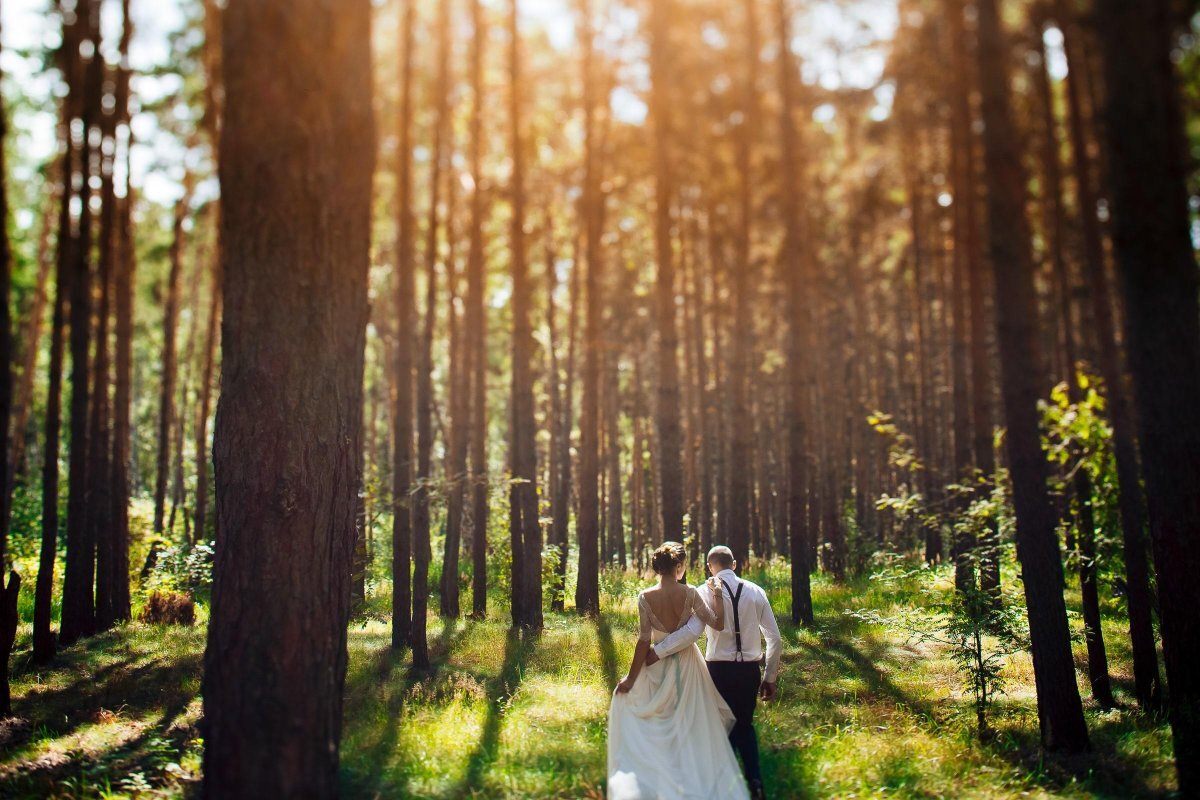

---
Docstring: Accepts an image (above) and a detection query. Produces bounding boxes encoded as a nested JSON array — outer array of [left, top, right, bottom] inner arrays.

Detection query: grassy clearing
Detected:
[[0, 562, 1176, 799]]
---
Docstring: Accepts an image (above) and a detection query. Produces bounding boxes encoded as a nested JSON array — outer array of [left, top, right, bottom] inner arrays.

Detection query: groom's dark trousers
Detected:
[[707, 660, 763, 785]]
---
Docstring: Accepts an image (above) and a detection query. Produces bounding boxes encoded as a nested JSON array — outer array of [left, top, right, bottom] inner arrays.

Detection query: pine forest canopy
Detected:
[[0, 0, 1198, 797]]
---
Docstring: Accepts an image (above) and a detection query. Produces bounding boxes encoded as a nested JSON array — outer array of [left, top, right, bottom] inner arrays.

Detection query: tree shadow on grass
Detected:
[[454, 626, 537, 799], [5, 650, 203, 755], [595, 614, 619, 690], [342, 617, 472, 798], [983, 711, 1173, 799], [0, 685, 199, 797]]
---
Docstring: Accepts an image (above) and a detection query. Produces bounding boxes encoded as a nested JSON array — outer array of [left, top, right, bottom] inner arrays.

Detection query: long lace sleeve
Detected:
[[689, 585, 724, 631], [636, 593, 653, 643]]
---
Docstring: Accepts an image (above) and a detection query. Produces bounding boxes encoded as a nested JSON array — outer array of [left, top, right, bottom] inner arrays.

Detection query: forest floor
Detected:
[[0, 562, 1177, 799]]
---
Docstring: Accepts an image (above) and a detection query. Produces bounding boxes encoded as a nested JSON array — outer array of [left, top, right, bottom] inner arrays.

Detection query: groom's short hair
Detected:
[[707, 546, 735, 569]]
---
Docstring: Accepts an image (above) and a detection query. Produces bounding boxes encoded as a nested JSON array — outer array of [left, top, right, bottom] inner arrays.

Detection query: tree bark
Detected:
[[1056, 0, 1160, 711], [975, 0, 1089, 752], [33, 74, 75, 665], [200, 0, 375, 793], [60, 0, 101, 646], [648, 0, 684, 544], [466, 0, 489, 620], [1033, 34, 1114, 708], [775, 0, 814, 626], [574, 0, 601, 616], [392, 0, 416, 650], [1094, 0, 1200, 789], [508, 0, 542, 629]]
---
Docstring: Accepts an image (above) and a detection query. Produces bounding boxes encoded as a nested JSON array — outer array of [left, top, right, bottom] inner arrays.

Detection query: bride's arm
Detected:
[[616, 595, 654, 693]]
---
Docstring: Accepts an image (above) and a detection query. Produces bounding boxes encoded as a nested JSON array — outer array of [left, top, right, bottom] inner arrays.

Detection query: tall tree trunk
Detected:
[[1056, 0, 1160, 710], [106, 0, 135, 624], [775, 0, 814, 626], [1095, 0, 1200, 789], [466, 0, 489, 620], [413, 0, 452, 667], [154, 183, 191, 538], [1034, 36, 1114, 708], [648, 0, 684, 544], [975, 0, 1089, 752], [945, 0, 974, 592], [545, 225, 568, 611], [33, 75, 75, 665], [392, 0, 416, 650], [728, 0, 760, 569], [194, 256, 222, 543], [91, 67, 117, 631], [0, 0, 20, 713], [60, 0, 101, 646], [947, 0, 1000, 599], [7, 200, 52, 494], [574, 0, 601, 616], [440, 208, 469, 619], [508, 0, 542, 629], [200, 0, 375, 792]]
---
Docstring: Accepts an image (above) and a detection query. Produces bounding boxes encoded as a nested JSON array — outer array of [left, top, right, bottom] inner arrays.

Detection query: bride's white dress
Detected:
[[607, 585, 751, 800]]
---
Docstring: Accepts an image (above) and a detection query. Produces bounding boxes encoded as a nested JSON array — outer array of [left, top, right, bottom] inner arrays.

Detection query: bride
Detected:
[[607, 542, 751, 800]]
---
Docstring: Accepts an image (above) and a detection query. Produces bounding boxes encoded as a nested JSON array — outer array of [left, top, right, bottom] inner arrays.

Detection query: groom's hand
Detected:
[[644, 649, 660, 667], [759, 681, 778, 702]]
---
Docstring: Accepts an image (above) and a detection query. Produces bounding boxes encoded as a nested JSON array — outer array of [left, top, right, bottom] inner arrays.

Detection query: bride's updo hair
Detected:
[[650, 541, 687, 576]]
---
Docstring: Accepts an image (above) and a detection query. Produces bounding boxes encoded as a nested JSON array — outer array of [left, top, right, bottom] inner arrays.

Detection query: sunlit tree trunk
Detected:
[[508, 0, 542, 629], [574, 0, 602, 616], [776, 0, 814, 625], [413, 0, 453, 666], [200, 0, 375, 792], [7, 201, 51, 496], [466, 0, 489, 620]]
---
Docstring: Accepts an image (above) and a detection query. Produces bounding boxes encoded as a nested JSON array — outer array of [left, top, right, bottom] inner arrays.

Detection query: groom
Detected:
[[645, 545, 782, 800]]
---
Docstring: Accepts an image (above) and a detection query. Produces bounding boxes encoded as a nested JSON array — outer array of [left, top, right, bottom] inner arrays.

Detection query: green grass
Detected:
[[0, 562, 1177, 799]]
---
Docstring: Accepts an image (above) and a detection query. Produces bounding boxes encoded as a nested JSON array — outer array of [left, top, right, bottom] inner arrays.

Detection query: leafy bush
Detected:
[[146, 540, 215, 597]]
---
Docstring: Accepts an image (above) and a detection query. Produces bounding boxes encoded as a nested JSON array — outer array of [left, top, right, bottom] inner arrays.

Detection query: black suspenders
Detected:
[[720, 578, 745, 662]]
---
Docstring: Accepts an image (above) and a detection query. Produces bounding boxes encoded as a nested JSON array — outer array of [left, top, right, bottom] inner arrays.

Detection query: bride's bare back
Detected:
[[642, 583, 689, 631]]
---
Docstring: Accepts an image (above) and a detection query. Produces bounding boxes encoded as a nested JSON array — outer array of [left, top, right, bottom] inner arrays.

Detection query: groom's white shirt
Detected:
[[652, 568, 782, 683]]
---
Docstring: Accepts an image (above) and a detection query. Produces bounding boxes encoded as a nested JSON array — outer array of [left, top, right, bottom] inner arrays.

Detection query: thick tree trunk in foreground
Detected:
[[1095, 0, 1200, 790], [975, 0, 1089, 752], [200, 0, 375, 794]]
